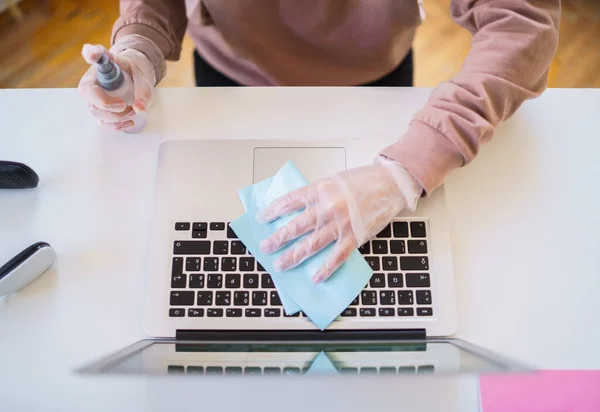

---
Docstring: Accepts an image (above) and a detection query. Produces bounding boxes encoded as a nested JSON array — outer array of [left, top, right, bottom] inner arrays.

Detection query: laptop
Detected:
[[79, 139, 526, 380]]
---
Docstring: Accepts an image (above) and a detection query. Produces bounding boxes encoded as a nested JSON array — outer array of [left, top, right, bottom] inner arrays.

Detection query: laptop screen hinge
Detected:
[[175, 329, 426, 341]]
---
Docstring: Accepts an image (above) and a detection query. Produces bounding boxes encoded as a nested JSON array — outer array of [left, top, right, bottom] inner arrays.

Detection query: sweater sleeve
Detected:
[[381, 0, 560, 194]]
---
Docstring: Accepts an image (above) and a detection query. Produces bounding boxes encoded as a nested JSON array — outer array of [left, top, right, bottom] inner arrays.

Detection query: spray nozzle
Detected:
[[95, 52, 124, 91]]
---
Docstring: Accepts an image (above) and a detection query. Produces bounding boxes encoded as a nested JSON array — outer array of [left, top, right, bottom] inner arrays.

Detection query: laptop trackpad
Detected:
[[253, 147, 347, 183]]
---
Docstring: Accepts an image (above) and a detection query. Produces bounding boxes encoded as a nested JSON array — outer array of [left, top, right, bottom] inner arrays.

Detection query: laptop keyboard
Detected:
[[169, 220, 433, 320], [167, 364, 435, 375]]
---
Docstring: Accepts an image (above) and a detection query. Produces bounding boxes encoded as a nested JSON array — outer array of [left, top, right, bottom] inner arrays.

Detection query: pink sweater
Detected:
[[112, 0, 560, 194]]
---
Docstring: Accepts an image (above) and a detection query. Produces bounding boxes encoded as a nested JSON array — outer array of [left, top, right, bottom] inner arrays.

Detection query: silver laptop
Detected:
[[79, 140, 527, 382], [143, 139, 457, 338]]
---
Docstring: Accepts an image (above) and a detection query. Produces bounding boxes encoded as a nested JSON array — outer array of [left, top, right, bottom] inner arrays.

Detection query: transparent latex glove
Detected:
[[258, 156, 423, 283], [78, 35, 159, 132]]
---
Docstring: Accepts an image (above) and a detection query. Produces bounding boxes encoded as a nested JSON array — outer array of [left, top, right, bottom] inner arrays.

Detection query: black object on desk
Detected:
[[0, 161, 39, 189]]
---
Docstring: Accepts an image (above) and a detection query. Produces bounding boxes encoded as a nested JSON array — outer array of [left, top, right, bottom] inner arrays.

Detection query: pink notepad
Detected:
[[480, 370, 600, 412]]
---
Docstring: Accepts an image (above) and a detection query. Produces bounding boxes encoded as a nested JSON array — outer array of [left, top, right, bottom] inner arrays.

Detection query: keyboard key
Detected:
[[270, 291, 282, 306], [234, 291, 249, 306], [398, 366, 416, 373], [416, 290, 432, 305], [410, 221, 427, 238], [380, 367, 397, 374], [197, 291, 213, 306], [358, 242, 371, 255], [244, 273, 259, 288], [213, 241, 228, 255], [341, 308, 357, 317], [225, 273, 241, 288], [265, 308, 281, 317], [239, 257, 255, 272], [340, 367, 359, 374], [408, 240, 428, 254], [360, 308, 376, 317], [189, 274, 205, 288], [382, 256, 398, 271], [372, 240, 388, 254], [257, 261, 265, 271], [187, 366, 204, 374], [204, 366, 222, 376], [417, 307, 433, 316], [225, 367, 242, 375], [245, 308, 261, 317], [210, 222, 225, 231], [387, 273, 403, 287], [216, 291, 231, 306], [398, 307, 414, 316], [252, 291, 268, 306], [227, 223, 238, 239], [193, 222, 208, 231], [171, 274, 186, 288], [390, 240, 406, 254], [418, 365, 435, 373], [174, 241, 210, 255], [349, 297, 359, 306], [380, 290, 396, 305], [406, 273, 431, 287], [264, 367, 281, 375], [400, 256, 429, 271], [175, 222, 190, 231], [393, 221, 409, 238], [231, 241, 246, 255], [261, 273, 275, 288], [169, 308, 185, 317], [398, 291, 414, 305], [376, 224, 392, 238], [361, 291, 377, 305], [207, 309, 223, 317], [283, 367, 301, 375], [244, 367, 262, 375], [365, 256, 380, 271], [172, 257, 184, 276], [361, 367, 378, 374], [369, 273, 386, 288], [379, 307, 395, 317], [226, 308, 242, 317], [284, 310, 300, 317], [185, 257, 202, 272], [203, 257, 218, 271], [207, 273, 223, 288], [192, 230, 207, 238], [188, 308, 204, 317], [168, 365, 185, 374], [221, 257, 237, 272], [170, 291, 194, 306]]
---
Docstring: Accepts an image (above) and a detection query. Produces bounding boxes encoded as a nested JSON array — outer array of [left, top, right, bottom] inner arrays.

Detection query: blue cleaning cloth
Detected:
[[230, 161, 373, 330], [306, 352, 338, 375]]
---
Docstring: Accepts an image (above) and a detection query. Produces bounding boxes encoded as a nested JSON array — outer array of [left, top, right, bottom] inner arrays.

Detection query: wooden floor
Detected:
[[1, 0, 599, 89]]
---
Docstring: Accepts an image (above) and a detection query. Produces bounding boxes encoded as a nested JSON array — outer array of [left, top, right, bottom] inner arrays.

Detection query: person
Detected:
[[78, 1, 560, 283]]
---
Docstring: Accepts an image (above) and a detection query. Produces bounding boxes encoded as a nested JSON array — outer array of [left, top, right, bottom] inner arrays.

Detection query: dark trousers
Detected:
[[193, 49, 414, 87]]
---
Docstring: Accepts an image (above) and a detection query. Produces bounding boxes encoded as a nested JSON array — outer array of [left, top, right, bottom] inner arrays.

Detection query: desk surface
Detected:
[[1, 87, 599, 409]]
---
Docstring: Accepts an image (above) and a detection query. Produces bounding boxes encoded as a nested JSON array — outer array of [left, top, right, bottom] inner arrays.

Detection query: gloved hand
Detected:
[[78, 35, 163, 132], [258, 156, 423, 283]]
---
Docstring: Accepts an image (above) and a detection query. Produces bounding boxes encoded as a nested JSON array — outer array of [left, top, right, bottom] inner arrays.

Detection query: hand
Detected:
[[78, 35, 157, 132], [257, 156, 423, 283]]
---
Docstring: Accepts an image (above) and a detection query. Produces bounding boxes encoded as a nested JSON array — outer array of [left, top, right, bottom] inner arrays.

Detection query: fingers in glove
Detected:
[[89, 104, 136, 122], [256, 186, 313, 224], [273, 222, 338, 272], [99, 119, 134, 132], [312, 235, 357, 284], [260, 208, 321, 254], [78, 78, 126, 112]]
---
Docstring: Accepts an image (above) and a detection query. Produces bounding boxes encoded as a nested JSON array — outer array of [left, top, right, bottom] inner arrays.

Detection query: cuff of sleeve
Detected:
[[380, 120, 464, 196]]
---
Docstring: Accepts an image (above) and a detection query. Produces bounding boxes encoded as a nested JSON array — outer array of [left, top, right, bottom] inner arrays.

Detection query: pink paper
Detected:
[[480, 370, 600, 412]]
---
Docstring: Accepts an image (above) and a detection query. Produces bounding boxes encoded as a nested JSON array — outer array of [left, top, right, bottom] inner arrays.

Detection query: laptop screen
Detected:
[[89, 340, 520, 376]]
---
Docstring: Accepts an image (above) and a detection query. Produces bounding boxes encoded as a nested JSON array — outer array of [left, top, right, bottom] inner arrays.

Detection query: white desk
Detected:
[[1, 88, 599, 410]]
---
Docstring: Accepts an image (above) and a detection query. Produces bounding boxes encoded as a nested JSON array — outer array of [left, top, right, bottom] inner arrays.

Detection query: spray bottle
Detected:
[[95, 53, 147, 134]]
